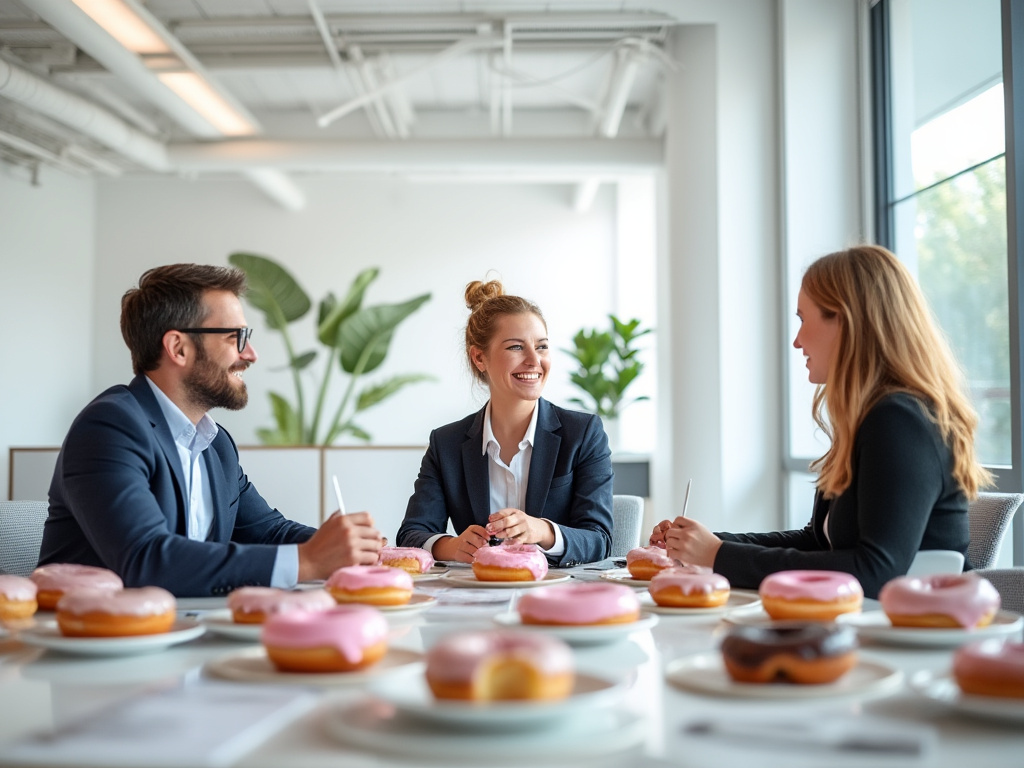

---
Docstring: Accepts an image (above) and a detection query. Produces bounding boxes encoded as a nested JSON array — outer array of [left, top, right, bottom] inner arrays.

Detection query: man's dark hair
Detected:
[[121, 264, 247, 375]]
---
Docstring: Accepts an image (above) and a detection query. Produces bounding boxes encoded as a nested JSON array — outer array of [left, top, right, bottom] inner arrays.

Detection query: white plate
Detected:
[[640, 590, 763, 616], [376, 593, 438, 614], [368, 670, 623, 728], [411, 566, 449, 581], [910, 670, 1024, 724], [665, 651, 903, 700], [200, 610, 262, 642], [203, 646, 424, 686], [492, 612, 659, 645], [600, 569, 652, 587], [324, 698, 645, 760], [837, 610, 1024, 648], [16, 618, 205, 657], [442, 572, 571, 589]]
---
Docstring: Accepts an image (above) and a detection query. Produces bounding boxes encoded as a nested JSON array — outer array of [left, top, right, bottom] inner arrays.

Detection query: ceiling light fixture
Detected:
[[157, 73, 256, 137], [70, 0, 170, 55]]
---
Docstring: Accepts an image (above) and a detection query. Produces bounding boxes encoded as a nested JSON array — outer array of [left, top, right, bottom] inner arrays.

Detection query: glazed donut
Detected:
[[648, 566, 731, 608], [378, 546, 435, 575], [472, 542, 548, 582], [326, 565, 414, 607], [625, 546, 677, 580], [953, 639, 1024, 699], [227, 586, 335, 624], [879, 573, 1001, 629], [55, 587, 176, 637], [261, 605, 388, 673], [426, 629, 574, 701], [759, 570, 863, 621], [30, 564, 123, 611], [0, 575, 38, 622], [720, 621, 859, 684], [517, 582, 640, 625]]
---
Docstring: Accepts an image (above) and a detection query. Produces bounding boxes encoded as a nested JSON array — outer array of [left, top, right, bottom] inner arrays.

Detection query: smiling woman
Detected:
[[396, 280, 614, 567]]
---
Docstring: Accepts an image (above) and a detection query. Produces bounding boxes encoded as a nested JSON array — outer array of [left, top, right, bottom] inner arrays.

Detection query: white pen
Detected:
[[681, 478, 692, 518], [331, 474, 347, 515]]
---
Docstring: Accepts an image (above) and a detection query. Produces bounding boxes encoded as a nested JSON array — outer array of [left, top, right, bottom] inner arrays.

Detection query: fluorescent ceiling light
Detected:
[[158, 73, 257, 137], [71, 0, 170, 55]]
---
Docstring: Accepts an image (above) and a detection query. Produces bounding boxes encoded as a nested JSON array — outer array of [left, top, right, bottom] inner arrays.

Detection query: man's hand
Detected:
[[432, 525, 489, 563], [297, 511, 383, 581]]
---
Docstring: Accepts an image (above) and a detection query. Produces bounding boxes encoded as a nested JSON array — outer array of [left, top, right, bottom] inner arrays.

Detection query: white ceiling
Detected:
[[0, 0, 679, 194]]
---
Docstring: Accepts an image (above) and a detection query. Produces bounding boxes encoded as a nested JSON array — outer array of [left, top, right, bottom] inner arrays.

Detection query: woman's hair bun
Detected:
[[465, 279, 505, 312]]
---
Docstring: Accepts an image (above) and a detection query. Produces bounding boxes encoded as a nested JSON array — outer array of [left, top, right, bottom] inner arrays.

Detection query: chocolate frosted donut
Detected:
[[720, 621, 859, 684]]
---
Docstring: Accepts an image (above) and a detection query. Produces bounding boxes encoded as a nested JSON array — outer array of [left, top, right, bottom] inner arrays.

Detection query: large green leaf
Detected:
[[229, 253, 311, 329], [267, 391, 303, 443], [318, 268, 379, 346], [338, 293, 431, 374], [355, 374, 435, 412]]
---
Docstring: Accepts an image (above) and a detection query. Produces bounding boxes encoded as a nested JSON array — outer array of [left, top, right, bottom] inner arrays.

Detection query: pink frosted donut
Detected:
[[326, 565, 414, 606], [56, 587, 176, 637], [518, 582, 640, 625], [426, 629, 573, 701], [879, 573, 1001, 629], [31, 564, 123, 610], [261, 605, 388, 672], [0, 575, 38, 621], [626, 546, 678, 579], [648, 567, 731, 608], [954, 639, 1024, 698], [227, 587, 336, 624], [378, 547, 435, 574], [472, 542, 549, 582], [759, 570, 863, 621]]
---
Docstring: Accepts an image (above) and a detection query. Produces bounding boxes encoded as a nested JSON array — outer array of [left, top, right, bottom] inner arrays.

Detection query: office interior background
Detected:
[[2, 0, 1021, 566]]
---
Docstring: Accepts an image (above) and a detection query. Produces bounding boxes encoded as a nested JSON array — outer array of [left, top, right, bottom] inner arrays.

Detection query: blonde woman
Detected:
[[396, 280, 613, 566], [650, 245, 991, 598]]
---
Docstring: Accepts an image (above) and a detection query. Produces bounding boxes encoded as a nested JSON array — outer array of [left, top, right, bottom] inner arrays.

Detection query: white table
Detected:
[[1, 568, 1022, 768]]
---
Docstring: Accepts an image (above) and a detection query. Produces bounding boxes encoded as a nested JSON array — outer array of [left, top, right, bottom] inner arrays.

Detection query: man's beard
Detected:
[[184, 343, 248, 412]]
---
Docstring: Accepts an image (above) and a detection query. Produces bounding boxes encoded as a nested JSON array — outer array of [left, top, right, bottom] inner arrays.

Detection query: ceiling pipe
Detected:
[[242, 168, 306, 211], [0, 57, 169, 170]]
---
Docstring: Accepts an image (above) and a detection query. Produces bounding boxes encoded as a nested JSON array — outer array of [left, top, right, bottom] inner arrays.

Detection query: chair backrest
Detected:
[[968, 492, 1024, 569], [906, 549, 965, 577], [611, 494, 644, 558], [0, 500, 48, 577], [975, 568, 1024, 615]]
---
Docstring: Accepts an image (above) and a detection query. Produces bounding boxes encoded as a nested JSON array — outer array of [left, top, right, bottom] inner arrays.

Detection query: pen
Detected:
[[681, 478, 692, 518], [331, 474, 347, 515]]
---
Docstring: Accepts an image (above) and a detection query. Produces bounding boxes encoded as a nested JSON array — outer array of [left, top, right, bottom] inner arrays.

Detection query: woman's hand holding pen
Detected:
[[661, 516, 722, 568], [487, 508, 555, 549]]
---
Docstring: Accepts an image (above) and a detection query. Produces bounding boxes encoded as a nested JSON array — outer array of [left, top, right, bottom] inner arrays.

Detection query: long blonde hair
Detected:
[[803, 245, 991, 499]]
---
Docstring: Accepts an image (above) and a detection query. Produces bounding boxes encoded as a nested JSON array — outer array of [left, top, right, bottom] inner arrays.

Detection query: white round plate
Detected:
[[493, 612, 659, 645], [599, 569, 651, 587], [324, 698, 645, 760], [837, 610, 1024, 648], [411, 566, 449, 581], [910, 670, 1024, 724], [376, 593, 438, 613], [200, 610, 261, 642], [640, 590, 763, 617], [368, 670, 623, 728], [16, 618, 205, 657], [665, 651, 903, 700], [203, 646, 423, 686], [442, 572, 571, 589]]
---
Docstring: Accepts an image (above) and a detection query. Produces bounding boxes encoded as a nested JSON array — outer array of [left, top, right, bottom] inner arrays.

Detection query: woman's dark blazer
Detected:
[[396, 398, 613, 566]]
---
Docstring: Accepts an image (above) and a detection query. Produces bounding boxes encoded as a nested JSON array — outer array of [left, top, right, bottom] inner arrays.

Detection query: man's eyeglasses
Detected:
[[177, 327, 253, 353]]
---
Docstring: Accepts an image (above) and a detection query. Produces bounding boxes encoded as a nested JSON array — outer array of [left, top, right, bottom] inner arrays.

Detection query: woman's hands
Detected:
[[487, 508, 555, 549], [649, 517, 723, 568], [431, 525, 489, 563]]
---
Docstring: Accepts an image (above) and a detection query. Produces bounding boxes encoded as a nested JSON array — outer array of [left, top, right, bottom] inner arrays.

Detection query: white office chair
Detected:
[[975, 568, 1024, 615], [968, 492, 1024, 569], [0, 500, 48, 577], [611, 494, 644, 558], [906, 549, 965, 577]]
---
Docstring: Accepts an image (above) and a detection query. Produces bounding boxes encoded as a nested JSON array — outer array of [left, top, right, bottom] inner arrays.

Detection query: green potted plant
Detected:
[[563, 315, 652, 431], [228, 252, 433, 445]]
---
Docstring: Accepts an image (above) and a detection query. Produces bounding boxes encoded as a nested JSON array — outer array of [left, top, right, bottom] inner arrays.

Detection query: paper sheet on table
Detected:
[[0, 682, 316, 767], [414, 586, 514, 616]]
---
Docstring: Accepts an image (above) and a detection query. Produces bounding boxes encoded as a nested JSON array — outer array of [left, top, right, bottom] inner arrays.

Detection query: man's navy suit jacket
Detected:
[[396, 399, 613, 566], [39, 375, 315, 596]]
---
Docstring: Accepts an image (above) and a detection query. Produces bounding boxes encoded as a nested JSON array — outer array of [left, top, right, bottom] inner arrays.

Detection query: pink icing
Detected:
[[473, 542, 548, 580], [426, 630, 572, 682], [227, 587, 335, 616], [518, 582, 639, 624], [759, 570, 863, 602], [626, 546, 676, 568], [56, 587, 175, 616], [261, 605, 388, 663], [879, 573, 1001, 628], [326, 565, 414, 591], [379, 547, 435, 572], [0, 575, 38, 601], [30, 564, 123, 593], [649, 567, 730, 596], [954, 639, 1024, 686]]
